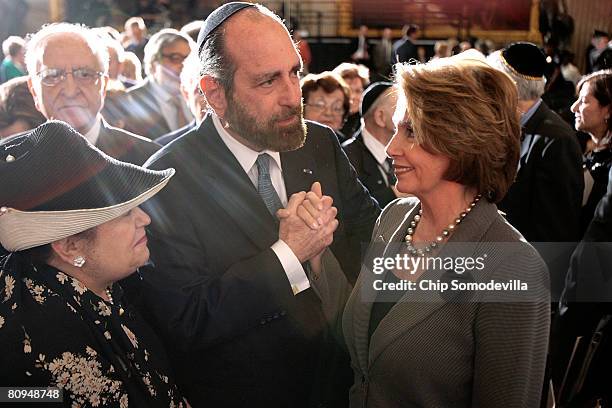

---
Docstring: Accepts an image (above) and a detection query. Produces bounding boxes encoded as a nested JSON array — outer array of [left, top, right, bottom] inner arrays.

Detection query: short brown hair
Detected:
[[0, 76, 46, 137], [576, 69, 612, 132], [301, 72, 351, 122], [395, 53, 520, 202]]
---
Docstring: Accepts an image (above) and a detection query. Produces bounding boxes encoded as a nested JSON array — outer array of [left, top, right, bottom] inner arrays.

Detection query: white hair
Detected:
[[25, 23, 109, 76], [2, 36, 25, 57], [180, 52, 200, 91], [487, 50, 546, 101]]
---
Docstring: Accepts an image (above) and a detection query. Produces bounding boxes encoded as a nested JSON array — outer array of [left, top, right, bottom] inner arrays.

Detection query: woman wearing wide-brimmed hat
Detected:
[[0, 121, 185, 407]]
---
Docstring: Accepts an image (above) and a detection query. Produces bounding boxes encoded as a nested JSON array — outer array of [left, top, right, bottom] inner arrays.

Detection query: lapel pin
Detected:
[[5, 155, 15, 162], [302, 168, 313, 175]]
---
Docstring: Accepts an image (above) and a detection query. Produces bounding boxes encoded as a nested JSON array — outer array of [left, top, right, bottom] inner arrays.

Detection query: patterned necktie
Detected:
[[172, 96, 188, 129], [256, 154, 284, 216]]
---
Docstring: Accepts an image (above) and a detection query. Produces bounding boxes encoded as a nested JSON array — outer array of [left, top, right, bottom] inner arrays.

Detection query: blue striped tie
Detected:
[[256, 154, 284, 216]]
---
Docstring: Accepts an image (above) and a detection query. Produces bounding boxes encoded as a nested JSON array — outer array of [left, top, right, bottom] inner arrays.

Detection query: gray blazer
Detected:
[[342, 197, 551, 407]]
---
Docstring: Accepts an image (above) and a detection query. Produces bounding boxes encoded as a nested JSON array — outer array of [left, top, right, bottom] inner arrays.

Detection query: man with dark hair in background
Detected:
[[393, 24, 419, 63]]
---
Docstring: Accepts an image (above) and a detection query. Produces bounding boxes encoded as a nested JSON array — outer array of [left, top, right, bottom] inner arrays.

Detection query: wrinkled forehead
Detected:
[[35, 33, 103, 70]]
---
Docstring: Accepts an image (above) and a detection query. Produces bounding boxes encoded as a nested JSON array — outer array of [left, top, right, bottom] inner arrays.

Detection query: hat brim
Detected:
[[0, 168, 175, 252]]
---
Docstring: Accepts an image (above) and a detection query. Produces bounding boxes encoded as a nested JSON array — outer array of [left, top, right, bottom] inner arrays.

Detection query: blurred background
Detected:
[[1, 0, 610, 73]]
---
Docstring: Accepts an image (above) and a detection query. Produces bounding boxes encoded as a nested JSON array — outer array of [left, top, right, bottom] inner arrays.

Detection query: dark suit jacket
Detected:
[[342, 131, 396, 208], [96, 119, 159, 165], [350, 36, 373, 67], [155, 120, 197, 146], [138, 116, 379, 407], [393, 38, 418, 63], [553, 166, 612, 401], [499, 102, 583, 243], [4, 119, 159, 166], [114, 78, 172, 139], [343, 198, 550, 407], [498, 102, 582, 297]]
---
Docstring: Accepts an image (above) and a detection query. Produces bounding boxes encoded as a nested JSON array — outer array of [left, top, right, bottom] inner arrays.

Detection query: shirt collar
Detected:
[[83, 116, 102, 146], [148, 77, 173, 102], [361, 126, 389, 165], [520, 98, 543, 127], [212, 114, 283, 174]]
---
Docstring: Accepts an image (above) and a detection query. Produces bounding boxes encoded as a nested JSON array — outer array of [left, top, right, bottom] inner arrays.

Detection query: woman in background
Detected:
[[301, 71, 351, 142], [570, 69, 612, 233], [0, 76, 46, 139]]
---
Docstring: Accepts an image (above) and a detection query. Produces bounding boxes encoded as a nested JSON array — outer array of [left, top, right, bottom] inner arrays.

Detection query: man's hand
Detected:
[[285, 182, 334, 230], [278, 189, 338, 263]]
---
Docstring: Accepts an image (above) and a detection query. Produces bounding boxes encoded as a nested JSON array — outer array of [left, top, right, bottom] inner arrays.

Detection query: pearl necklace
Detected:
[[105, 288, 114, 305], [404, 195, 481, 256]]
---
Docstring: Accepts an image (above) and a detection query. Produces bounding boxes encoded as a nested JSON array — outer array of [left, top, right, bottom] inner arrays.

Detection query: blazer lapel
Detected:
[[350, 204, 417, 373], [367, 200, 500, 368], [197, 117, 279, 248], [96, 119, 133, 159], [281, 144, 317, 196]]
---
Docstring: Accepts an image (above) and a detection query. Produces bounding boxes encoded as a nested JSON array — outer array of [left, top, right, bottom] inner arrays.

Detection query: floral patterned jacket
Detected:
[[0, 255, 185, 407]]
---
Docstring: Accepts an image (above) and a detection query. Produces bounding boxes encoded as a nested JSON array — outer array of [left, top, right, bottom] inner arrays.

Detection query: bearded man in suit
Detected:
[[137, 3, 380, 407]]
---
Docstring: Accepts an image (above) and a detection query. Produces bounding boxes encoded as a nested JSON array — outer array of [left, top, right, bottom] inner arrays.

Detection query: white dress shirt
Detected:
[[83, 116, 103, 146], [149, 79, 193, 131], [362, 126, 391, 186], [213, 115, 310, 295]]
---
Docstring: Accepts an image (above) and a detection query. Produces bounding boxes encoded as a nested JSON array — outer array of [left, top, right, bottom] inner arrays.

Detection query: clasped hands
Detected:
[[277, 182, 338, 272]]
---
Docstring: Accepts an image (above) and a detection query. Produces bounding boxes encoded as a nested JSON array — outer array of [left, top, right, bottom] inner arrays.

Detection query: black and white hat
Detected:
[[0, 121, 174, 251]]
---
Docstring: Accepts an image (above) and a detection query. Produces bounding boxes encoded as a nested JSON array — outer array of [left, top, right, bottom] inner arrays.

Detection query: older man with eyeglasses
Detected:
[[116, 28, 195, 139], [23, 22, 159, 165]]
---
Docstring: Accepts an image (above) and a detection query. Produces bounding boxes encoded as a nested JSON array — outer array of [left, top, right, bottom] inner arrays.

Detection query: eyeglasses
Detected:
[[306, 101, 345, 116], [36, 68, 103, 87], [160, 53, 189, 64]]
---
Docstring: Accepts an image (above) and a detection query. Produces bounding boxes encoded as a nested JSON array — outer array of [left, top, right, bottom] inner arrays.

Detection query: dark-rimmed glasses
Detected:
[[160, 53, 189, 64]]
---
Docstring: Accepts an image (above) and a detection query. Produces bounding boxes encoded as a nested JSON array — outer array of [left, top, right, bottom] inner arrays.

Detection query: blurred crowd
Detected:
[[0, 3, 611, 407]]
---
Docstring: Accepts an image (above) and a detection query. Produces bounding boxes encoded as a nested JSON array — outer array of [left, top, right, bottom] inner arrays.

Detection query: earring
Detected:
[[73, 256, 86, 268]]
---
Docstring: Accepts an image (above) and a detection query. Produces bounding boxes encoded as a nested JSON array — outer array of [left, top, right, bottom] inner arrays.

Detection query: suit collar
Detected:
[[520, 98, 543, 128], [523, 100, 550, 135], [212, 114, 283, 178], [280, 121, 319, 196], [361, 127, 388, 166], [95, 118, 130, 159], [193, 116, 280, 247], [348, 132, 383, 178], [353, 199, 500, 370], [83, 116, 102, 146]]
